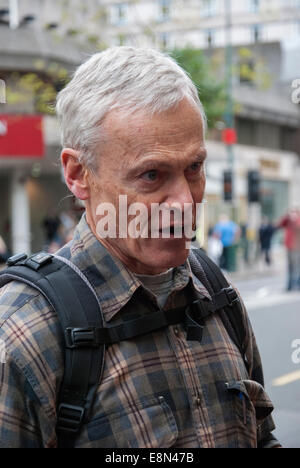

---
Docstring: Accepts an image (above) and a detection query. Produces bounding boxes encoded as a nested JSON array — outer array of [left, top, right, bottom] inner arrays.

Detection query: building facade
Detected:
[[0, 0, 299, 49], [0, 0, 300, 254]]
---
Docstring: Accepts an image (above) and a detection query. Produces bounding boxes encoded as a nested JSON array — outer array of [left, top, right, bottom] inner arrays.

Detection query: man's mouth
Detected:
[[158, 225, 183, 237]]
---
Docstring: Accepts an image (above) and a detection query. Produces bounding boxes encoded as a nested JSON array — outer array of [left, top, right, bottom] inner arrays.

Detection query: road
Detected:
[[230, 270, 300, 448]]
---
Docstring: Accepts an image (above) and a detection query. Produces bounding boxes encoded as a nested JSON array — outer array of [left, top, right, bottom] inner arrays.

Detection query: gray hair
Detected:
[[56, 46, 206, 169]]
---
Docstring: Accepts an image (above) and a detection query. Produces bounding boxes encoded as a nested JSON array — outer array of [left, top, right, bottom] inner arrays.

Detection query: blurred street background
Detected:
[[0, 0, 299, 447]]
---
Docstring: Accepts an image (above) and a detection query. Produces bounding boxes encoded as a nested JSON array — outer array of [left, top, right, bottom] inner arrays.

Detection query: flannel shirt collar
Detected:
[[69, 214, 210, 322]]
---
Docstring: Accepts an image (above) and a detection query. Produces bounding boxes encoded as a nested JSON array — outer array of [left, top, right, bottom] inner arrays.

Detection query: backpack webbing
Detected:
[[191, 249, 247, 364]]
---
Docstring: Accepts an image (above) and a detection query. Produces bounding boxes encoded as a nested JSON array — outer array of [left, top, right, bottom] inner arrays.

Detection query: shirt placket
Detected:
[[167, 324, 215, 448]]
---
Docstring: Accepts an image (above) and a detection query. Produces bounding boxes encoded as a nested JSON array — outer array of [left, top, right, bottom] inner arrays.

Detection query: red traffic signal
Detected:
[[222, 128, 237, 146]]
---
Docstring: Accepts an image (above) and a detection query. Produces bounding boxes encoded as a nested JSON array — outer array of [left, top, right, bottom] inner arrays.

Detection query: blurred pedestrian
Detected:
[[207, 226, 223, 264], [42, 211, 61, 245], [278, 207, 300, 291], [0, 235, 8, 265], [240, 223, 250, 265], [259, 217, 276, 265], [213, 214, 240, 271]]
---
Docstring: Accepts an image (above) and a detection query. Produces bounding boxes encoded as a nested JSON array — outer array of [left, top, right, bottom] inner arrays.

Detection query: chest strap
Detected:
[[64, 285, 239, 348]]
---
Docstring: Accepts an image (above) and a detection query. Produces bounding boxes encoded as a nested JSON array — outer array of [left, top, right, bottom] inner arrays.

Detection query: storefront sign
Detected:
[[0, 114, 44, 157], [259, 158, 279, 172]]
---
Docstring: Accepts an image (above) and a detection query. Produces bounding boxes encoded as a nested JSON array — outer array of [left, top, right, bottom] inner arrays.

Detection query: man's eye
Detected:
[[141, 170, 158, 181], [187, 162, 202, 173]]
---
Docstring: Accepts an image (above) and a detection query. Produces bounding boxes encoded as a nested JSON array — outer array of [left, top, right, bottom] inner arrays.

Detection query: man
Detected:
[[0, 47, 280, 448], [213, 214, 240, 272], [278, 208, 300, 291], [259, 217, 276, 266]]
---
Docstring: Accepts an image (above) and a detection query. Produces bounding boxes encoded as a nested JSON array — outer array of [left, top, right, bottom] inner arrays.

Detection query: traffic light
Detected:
[[223, 170, 233, 202], [222, 128, 237, 146], [248, 170, 261, 203]]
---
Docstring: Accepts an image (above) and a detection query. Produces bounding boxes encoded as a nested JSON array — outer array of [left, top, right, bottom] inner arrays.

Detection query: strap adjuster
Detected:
[[57, 403, 85, 434], [223, 287, 239, 307], [65, 327, 100, 349], [189, 298, 214, 321], [25, 252, 53, 271], [7, 253, 28, 266]]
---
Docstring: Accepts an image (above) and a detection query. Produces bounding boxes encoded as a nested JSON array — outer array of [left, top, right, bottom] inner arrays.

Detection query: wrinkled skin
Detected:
[[62, 98, 207, 274]]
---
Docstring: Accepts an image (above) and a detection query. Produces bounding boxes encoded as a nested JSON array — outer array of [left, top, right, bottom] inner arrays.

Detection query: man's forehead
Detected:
[[102, 102, 205, 150]]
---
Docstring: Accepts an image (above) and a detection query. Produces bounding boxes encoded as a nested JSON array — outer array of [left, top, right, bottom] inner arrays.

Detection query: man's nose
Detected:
[[166, 176, 194, 207]]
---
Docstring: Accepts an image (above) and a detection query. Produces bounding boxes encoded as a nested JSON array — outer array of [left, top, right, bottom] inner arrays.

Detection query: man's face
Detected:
[[86, 98, 207, 274]]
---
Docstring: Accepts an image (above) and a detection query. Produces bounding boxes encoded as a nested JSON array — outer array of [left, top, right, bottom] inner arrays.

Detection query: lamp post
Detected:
[[224, 0, 235, 196], [223, 0, 238, 224]]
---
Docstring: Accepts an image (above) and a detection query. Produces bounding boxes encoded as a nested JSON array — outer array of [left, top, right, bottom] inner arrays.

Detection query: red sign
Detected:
[[222, 128, 237, 146], [0, 114, 44, 157]]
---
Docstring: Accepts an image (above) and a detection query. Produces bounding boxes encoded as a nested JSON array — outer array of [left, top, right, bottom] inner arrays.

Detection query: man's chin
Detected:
[[144, 243, 190, 272]]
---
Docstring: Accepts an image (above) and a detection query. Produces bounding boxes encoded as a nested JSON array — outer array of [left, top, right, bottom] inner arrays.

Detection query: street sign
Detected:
[[0, 114, 44, 157]]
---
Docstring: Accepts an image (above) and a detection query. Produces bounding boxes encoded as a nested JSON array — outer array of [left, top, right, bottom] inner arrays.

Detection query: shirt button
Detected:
[[196, 396, 201, 406], [174, 327, 179, 336]]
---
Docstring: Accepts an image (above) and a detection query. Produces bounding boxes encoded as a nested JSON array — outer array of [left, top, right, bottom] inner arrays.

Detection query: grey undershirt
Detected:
[[135, 268, 175, 308]]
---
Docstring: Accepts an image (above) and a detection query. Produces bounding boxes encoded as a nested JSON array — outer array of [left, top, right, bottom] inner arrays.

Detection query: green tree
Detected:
[[170, 48, 227, 129], [4, 62, 69, 115]]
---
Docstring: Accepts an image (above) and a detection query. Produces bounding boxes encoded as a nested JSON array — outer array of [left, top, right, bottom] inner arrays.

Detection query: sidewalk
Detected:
[[226, 245, 286, 282]]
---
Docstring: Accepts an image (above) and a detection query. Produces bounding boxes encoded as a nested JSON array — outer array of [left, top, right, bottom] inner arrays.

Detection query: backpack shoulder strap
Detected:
[[0, 252, 105, 448], [190, 249, 249, 370]]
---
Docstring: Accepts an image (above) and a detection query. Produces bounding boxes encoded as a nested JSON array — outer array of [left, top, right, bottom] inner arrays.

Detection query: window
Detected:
[[158, 0, 171, 22], [201, 0, 217, 17], [239, 60, 255, 85], [280, 127, 296, 152], [109, 3, 128, 26], [249, 0, 260, 13], [236, 118, 258, 146]]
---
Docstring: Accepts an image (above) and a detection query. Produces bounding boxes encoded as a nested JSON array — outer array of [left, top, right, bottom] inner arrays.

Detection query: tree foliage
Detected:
[[170, 48, 227, 129], [4, 62, 69, 115]]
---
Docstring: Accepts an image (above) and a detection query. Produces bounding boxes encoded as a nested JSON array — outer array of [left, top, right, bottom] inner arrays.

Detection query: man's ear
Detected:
[[61, 148, 90, 200]]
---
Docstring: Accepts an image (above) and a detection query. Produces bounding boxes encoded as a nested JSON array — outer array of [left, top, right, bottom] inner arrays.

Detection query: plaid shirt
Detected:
[[0, 215, 280, 448]]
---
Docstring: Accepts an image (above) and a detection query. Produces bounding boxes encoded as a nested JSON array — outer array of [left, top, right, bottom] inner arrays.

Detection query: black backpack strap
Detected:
[[0, 252, 105, 449], [190, 249, 249, 370]]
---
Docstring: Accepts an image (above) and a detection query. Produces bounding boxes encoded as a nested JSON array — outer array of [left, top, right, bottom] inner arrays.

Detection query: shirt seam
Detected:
[[0, 287, 42, 327]]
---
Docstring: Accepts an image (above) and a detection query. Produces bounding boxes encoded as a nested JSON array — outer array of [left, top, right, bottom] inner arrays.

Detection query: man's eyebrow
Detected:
[[130, 149, 208, 170]]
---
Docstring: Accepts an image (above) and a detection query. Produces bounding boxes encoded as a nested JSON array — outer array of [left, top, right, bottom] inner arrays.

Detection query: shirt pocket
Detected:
[[84, 396, 178, 448], [226, 379, 274, 448]]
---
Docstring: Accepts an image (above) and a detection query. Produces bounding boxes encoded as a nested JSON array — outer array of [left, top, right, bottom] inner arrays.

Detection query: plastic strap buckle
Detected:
[[25, 252, 53, 270], [65, 327, 100, 349], [189, 298, 214, 321], [223, 287, 240, 307], [7, 253, 28, 266], [57, 403, 85, 434]]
